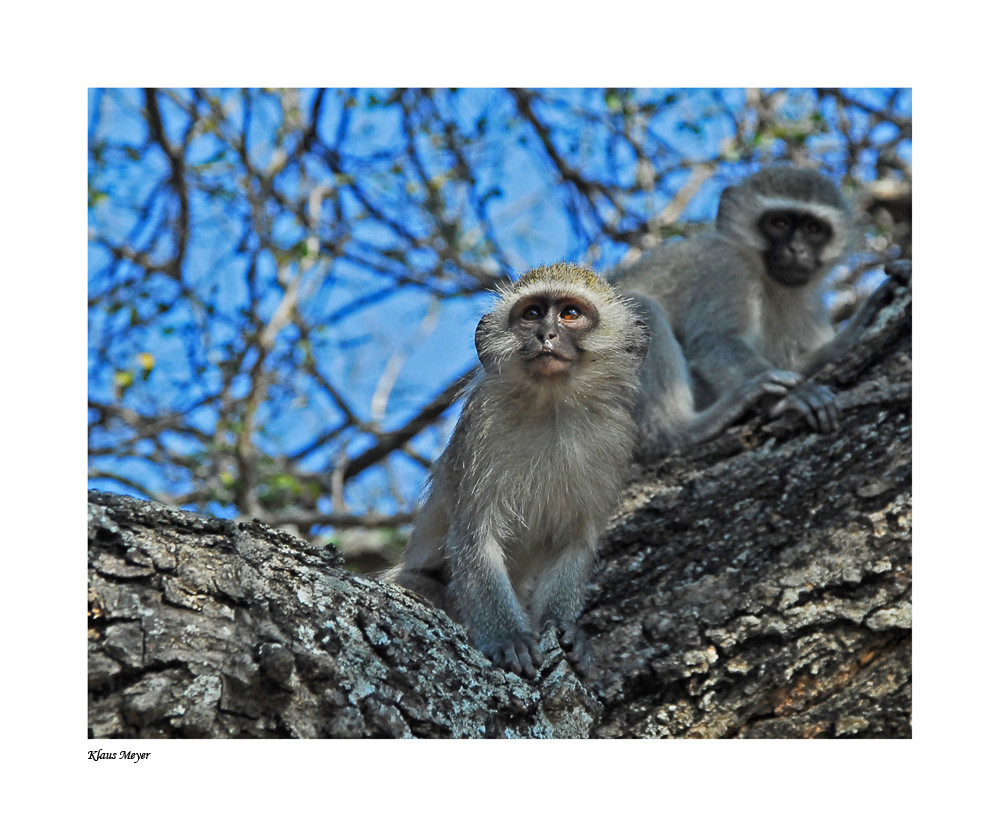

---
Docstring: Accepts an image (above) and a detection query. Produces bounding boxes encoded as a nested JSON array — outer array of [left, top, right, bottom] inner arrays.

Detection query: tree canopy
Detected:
[[87, 88, 912, 553]]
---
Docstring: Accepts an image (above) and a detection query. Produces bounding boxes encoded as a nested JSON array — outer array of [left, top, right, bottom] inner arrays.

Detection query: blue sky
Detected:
[[88, 88, 912, 522]]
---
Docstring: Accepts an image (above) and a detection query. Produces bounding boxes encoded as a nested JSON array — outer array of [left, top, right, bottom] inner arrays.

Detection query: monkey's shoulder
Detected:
[[614, 232, 764, 299]]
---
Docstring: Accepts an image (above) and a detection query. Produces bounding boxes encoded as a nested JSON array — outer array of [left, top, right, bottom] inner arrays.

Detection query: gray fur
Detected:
[[387, 263, 649, 678], [609, 166, 859, 458]]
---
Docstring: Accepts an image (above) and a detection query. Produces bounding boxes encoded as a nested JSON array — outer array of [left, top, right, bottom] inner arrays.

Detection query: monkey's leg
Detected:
[[385, 487, 451, 606], [530, 547, 596, 678], [447, 531, 542, 679], [389, 568, 448, 610], [625, 293, 698, 458]]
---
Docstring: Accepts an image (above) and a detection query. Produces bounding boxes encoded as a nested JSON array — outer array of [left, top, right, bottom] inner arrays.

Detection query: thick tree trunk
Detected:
[[88, 494, 601, 738], [88, 282, 910, 738]]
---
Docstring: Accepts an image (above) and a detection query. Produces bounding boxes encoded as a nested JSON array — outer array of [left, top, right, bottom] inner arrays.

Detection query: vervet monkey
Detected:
[[611, 165, 895, 460], [387, 263, 649, 678]]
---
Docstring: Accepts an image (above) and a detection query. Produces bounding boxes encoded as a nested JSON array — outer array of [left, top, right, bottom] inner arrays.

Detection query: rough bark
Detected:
[[88, 498, 600, 738], [88, 281, 910, 739]]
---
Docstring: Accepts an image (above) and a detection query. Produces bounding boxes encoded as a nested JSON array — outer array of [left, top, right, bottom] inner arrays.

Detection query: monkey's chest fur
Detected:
[[748, 280, 834, 369], [444, 380, 634, 570]]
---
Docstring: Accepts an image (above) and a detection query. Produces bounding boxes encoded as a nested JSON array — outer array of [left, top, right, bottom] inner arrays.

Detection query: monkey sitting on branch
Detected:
[[611, 165, 907, 461], [386, 264, 649, 678]]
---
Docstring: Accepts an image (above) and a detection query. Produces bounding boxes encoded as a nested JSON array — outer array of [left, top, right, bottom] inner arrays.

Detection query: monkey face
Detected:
[[508, 294, 597, 378], [758, 210, 833, 287]]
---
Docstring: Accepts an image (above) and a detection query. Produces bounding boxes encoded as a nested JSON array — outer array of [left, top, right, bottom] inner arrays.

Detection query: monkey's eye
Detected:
[[521, 305, 543, 321], [767, 214, 790, 231], [560, 305, 583, 321], [805, 219, 829, 238]]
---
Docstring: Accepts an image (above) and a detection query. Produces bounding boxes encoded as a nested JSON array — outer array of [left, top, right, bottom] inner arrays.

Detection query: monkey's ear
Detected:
[[474, 315, 495, 369], [632, 318, 651, 363], [716, 184, 739, 222]]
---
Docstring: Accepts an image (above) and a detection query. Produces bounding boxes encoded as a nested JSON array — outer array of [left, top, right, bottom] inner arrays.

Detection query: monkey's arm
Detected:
[[770, 262, 911, 429], [798, 260, 912, 376], [530, 545, 597, 677], [629, 292, 800, 460], [686, 330, 780, 388], [682, 371, 807, 442], [446, 529, 542, 678], [687, 330, 842, 433]]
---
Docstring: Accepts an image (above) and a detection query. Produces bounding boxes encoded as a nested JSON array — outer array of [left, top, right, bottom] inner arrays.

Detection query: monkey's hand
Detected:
[[546, 620, 595, 679], [721, 369, 803, 419], [639, 369, 803, 461], [769, 382, 840, 432], [739, 369, 802, 400], [479, 631, 542, 679]]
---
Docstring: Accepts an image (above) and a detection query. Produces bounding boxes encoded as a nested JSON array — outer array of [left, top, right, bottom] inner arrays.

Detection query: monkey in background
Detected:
[[386, 264, 649, 678], [611, 165, 901, 461]]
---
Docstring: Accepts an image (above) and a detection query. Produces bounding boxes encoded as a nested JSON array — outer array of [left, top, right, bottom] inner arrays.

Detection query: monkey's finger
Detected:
[[500, 637, 537, 678], [531, 641, 542, 667], [514, 643, 538, 679], [556, 624, 594, 675], [814, 403, 834, 433], [756, 371, 805, 402], [817, 397, 840, 433], [785, 393, 819, 430], [773, 370, 805, 387], [799, 394, 831, 432], [566, 645, 594, 678], [800, 385, 838, 432], [826, 405, 841, 432], [495, 646, 523, 676], [770, 397, 792, 417]]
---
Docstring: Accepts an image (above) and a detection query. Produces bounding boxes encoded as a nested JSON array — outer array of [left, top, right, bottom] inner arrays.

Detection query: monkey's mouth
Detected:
[[766, 253, 816, 287], [769, 266, 813, 287], [529, 352, 573, 376]]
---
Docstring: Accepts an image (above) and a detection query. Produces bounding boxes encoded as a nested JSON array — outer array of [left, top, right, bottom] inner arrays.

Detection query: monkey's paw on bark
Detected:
[[769, 382, 840, 432], [725, 368, 803, 428], [479, 631, 543, 679], [746, 369, 802, 397], [728, 369, 803, 416], [547, 621, 595, 680]]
